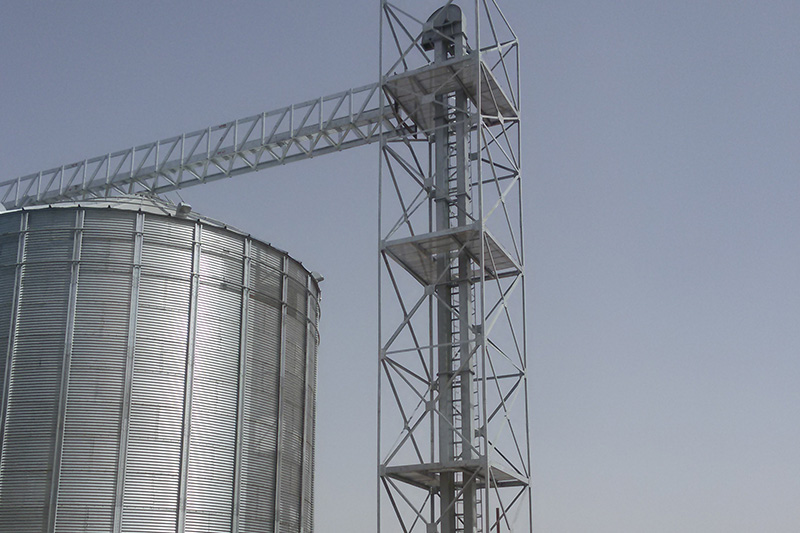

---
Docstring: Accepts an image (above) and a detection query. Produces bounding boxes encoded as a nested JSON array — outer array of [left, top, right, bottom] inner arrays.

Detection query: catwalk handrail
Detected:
[[1, 83, 396, 209]]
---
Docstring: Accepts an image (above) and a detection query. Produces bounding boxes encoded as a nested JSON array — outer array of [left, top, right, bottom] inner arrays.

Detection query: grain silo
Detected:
[[0, 196, 320, 533]]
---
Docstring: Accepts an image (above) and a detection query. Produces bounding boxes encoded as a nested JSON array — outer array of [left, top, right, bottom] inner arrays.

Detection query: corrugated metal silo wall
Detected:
[[0, 204, 320, 533]]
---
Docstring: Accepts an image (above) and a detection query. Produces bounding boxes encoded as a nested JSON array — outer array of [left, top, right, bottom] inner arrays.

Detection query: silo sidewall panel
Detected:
[[279, 275, 309, 533], [55, 209, 137, 532], [0, 203, 321, 533], [238, 243, 283, 533], [0, 214, 22, 431], [0, 210, 74, 531], [123, 215, 194, 530], [185, 227, 244, 531]]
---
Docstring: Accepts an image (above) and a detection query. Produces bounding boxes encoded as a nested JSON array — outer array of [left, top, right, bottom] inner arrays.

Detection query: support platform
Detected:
[[382, 224, 521, 286], [383, 461, 529, 491], [384, 56, 518, 132]]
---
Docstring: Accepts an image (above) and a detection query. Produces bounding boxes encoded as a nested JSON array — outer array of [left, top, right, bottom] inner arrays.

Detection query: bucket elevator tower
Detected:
[[378, 2, 529, 533]]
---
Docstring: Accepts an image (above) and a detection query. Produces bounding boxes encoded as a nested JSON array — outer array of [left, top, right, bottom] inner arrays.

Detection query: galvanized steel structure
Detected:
[[0, 2, 528, 532], [378, 2, 529, 533], [0, 198, 320, 533]]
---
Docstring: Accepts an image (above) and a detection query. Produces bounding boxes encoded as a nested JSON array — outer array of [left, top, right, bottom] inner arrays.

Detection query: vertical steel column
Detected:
[[429, 10, 477, 532], [113, 211, 145, 533], [454, 34, 476, 533], [473, 3, 489, 530], [47, 209, 85, 532], [433, 29, 457, 533], [376, 4, 385, 530]]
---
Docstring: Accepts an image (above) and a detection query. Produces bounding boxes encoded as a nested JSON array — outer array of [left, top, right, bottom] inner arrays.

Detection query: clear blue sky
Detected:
[[1, 1, 798, 532]]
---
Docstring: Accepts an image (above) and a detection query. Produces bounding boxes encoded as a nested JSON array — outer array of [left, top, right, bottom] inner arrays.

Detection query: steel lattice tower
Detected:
[[378, 2, 529, 532]]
